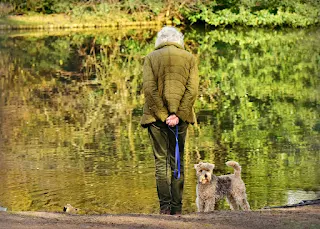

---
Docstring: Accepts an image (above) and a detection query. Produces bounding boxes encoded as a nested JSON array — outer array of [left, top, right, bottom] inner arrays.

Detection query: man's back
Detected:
[[148, 43, 194, 111]]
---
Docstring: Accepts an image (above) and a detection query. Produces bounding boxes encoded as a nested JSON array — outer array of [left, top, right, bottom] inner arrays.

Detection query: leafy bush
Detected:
[[1, 0, 319, 27], [181, 0, 320, 27], [1, 0, 77, 14]]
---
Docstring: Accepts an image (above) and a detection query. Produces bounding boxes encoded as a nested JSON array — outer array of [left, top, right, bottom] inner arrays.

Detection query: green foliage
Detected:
[[1, 0, 319, 27], [1, 0, 75, 14], [182, 0, 320, 27]]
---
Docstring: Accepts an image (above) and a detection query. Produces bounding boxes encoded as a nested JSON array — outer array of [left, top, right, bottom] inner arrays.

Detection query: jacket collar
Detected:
[[155, 42, 184, 50]]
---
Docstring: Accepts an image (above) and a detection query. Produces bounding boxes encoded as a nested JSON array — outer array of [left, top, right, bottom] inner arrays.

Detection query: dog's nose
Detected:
[[204, 174, 207, 178]]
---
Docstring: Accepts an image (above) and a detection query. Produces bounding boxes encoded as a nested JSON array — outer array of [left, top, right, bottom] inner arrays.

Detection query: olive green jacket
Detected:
[[141, 42, 199, 126]]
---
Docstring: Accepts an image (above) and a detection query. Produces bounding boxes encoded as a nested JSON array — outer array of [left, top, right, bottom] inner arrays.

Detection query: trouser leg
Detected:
[[169, 121, 188, 214], [148, 123, 171, 212]]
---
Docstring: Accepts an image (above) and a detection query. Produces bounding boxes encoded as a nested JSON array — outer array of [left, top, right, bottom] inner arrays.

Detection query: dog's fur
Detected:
[[194, 161, 250, 212]]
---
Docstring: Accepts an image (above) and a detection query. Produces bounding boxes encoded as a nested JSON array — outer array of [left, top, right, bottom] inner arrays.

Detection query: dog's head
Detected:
[[194, 162, 215, 184]]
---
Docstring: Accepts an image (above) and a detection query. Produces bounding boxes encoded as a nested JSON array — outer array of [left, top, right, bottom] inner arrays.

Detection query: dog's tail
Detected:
[[226, 161, 241, 177]]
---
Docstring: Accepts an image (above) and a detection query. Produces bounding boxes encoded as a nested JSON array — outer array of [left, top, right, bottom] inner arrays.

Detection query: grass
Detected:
[[0, 12, 170, 29]]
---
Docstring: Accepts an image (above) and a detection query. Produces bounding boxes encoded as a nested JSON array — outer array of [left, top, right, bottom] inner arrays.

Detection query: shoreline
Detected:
[[1, 12, 319, 30], [0, 205, 319, 229], [0, 14, 172, 30]]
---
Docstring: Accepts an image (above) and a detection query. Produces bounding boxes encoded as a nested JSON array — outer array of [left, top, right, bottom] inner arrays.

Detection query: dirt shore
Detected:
[[0, 205, 319, 229]]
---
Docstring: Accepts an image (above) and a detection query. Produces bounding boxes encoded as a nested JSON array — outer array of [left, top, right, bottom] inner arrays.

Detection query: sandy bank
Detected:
[[0, 205, 319, 229]]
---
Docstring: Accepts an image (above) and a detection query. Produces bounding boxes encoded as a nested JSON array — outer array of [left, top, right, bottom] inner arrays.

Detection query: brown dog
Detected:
[[194, 161, 250, 212]]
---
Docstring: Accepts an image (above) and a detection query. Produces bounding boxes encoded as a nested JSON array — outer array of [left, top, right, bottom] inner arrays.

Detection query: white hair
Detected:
[[155, 26, 184, 49]]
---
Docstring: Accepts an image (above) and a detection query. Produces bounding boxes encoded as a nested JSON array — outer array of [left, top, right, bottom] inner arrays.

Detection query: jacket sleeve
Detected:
[[143, 56, 169, 122], [176, 56, 199, 121]]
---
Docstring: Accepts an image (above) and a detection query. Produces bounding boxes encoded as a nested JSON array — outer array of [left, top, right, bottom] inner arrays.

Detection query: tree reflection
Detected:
[[0, 27, 319, 213]]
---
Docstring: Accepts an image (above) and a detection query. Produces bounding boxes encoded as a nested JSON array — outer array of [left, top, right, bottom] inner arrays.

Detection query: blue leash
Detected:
[[169, 125, 180, 179]]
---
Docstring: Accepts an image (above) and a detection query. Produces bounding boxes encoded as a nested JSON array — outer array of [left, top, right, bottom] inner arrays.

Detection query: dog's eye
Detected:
[[199, 170, 202, 173]]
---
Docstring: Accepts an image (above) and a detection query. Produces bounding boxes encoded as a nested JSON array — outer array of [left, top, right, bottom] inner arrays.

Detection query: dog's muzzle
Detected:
[[200, 175, 209, 184]]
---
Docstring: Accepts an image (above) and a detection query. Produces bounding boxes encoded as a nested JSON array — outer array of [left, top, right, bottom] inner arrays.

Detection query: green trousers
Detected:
[[148, 120, 188, 214]]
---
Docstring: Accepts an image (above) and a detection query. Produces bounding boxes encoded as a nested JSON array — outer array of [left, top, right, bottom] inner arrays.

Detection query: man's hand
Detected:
[[166, 114, 179, 127]]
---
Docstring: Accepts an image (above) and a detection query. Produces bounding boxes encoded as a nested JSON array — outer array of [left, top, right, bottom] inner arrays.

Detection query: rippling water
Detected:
[[0, 27, 319, 214]]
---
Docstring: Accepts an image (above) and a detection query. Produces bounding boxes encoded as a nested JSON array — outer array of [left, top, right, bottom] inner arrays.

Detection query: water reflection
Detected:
[[0, 27, 319, 214], [287, 190, 319, 205]]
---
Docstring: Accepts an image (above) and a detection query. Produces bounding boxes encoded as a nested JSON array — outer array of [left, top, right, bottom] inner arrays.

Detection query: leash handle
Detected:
[[173, 125, 180, 179]]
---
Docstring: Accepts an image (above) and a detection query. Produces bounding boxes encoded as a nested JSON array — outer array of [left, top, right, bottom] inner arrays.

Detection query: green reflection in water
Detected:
[[0, 27, 319, 214]]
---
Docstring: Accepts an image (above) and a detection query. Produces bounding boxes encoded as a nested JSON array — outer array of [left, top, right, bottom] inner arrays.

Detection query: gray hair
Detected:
[[155, 26, 184, 49]]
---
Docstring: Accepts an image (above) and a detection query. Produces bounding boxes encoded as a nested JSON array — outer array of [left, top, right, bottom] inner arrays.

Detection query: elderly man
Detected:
[[141, 26, 199, 215]]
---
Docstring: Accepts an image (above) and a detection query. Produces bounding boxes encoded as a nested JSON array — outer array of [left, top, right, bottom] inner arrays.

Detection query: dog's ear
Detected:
[[194, 164, 199, 170], [208, 163, 215, 171]]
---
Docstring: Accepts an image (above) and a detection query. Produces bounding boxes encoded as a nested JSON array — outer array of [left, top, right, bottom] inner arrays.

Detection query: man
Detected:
[[141, 26, 199, 215]]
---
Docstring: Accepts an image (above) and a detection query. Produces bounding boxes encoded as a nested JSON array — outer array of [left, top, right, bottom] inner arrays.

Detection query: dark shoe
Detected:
[[160, 209, 171, 215], [170, 210, 182, 215]]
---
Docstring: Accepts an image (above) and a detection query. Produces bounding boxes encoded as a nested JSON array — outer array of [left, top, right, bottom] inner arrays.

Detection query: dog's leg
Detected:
[[240, 198, 250, 211], [198, 198, 205, 212], [196, 197, 200, 212], [235, 195, 250, 211], [227, 195, 239, 210], [204, 199, 215, 212]]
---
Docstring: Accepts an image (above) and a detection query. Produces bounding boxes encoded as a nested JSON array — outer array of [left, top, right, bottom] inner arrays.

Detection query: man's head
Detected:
[[155, 26, 184, 49]]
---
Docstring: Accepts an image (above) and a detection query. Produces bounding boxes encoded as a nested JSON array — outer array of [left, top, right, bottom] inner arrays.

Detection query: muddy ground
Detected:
[[0, 205, 319, 229]]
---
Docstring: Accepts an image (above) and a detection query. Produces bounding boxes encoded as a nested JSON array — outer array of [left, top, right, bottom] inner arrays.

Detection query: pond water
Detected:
[[0, 27, 319, 214]]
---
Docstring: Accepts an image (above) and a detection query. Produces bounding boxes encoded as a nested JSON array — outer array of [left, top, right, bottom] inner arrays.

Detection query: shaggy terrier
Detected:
[[194, 161, 250, 212]]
